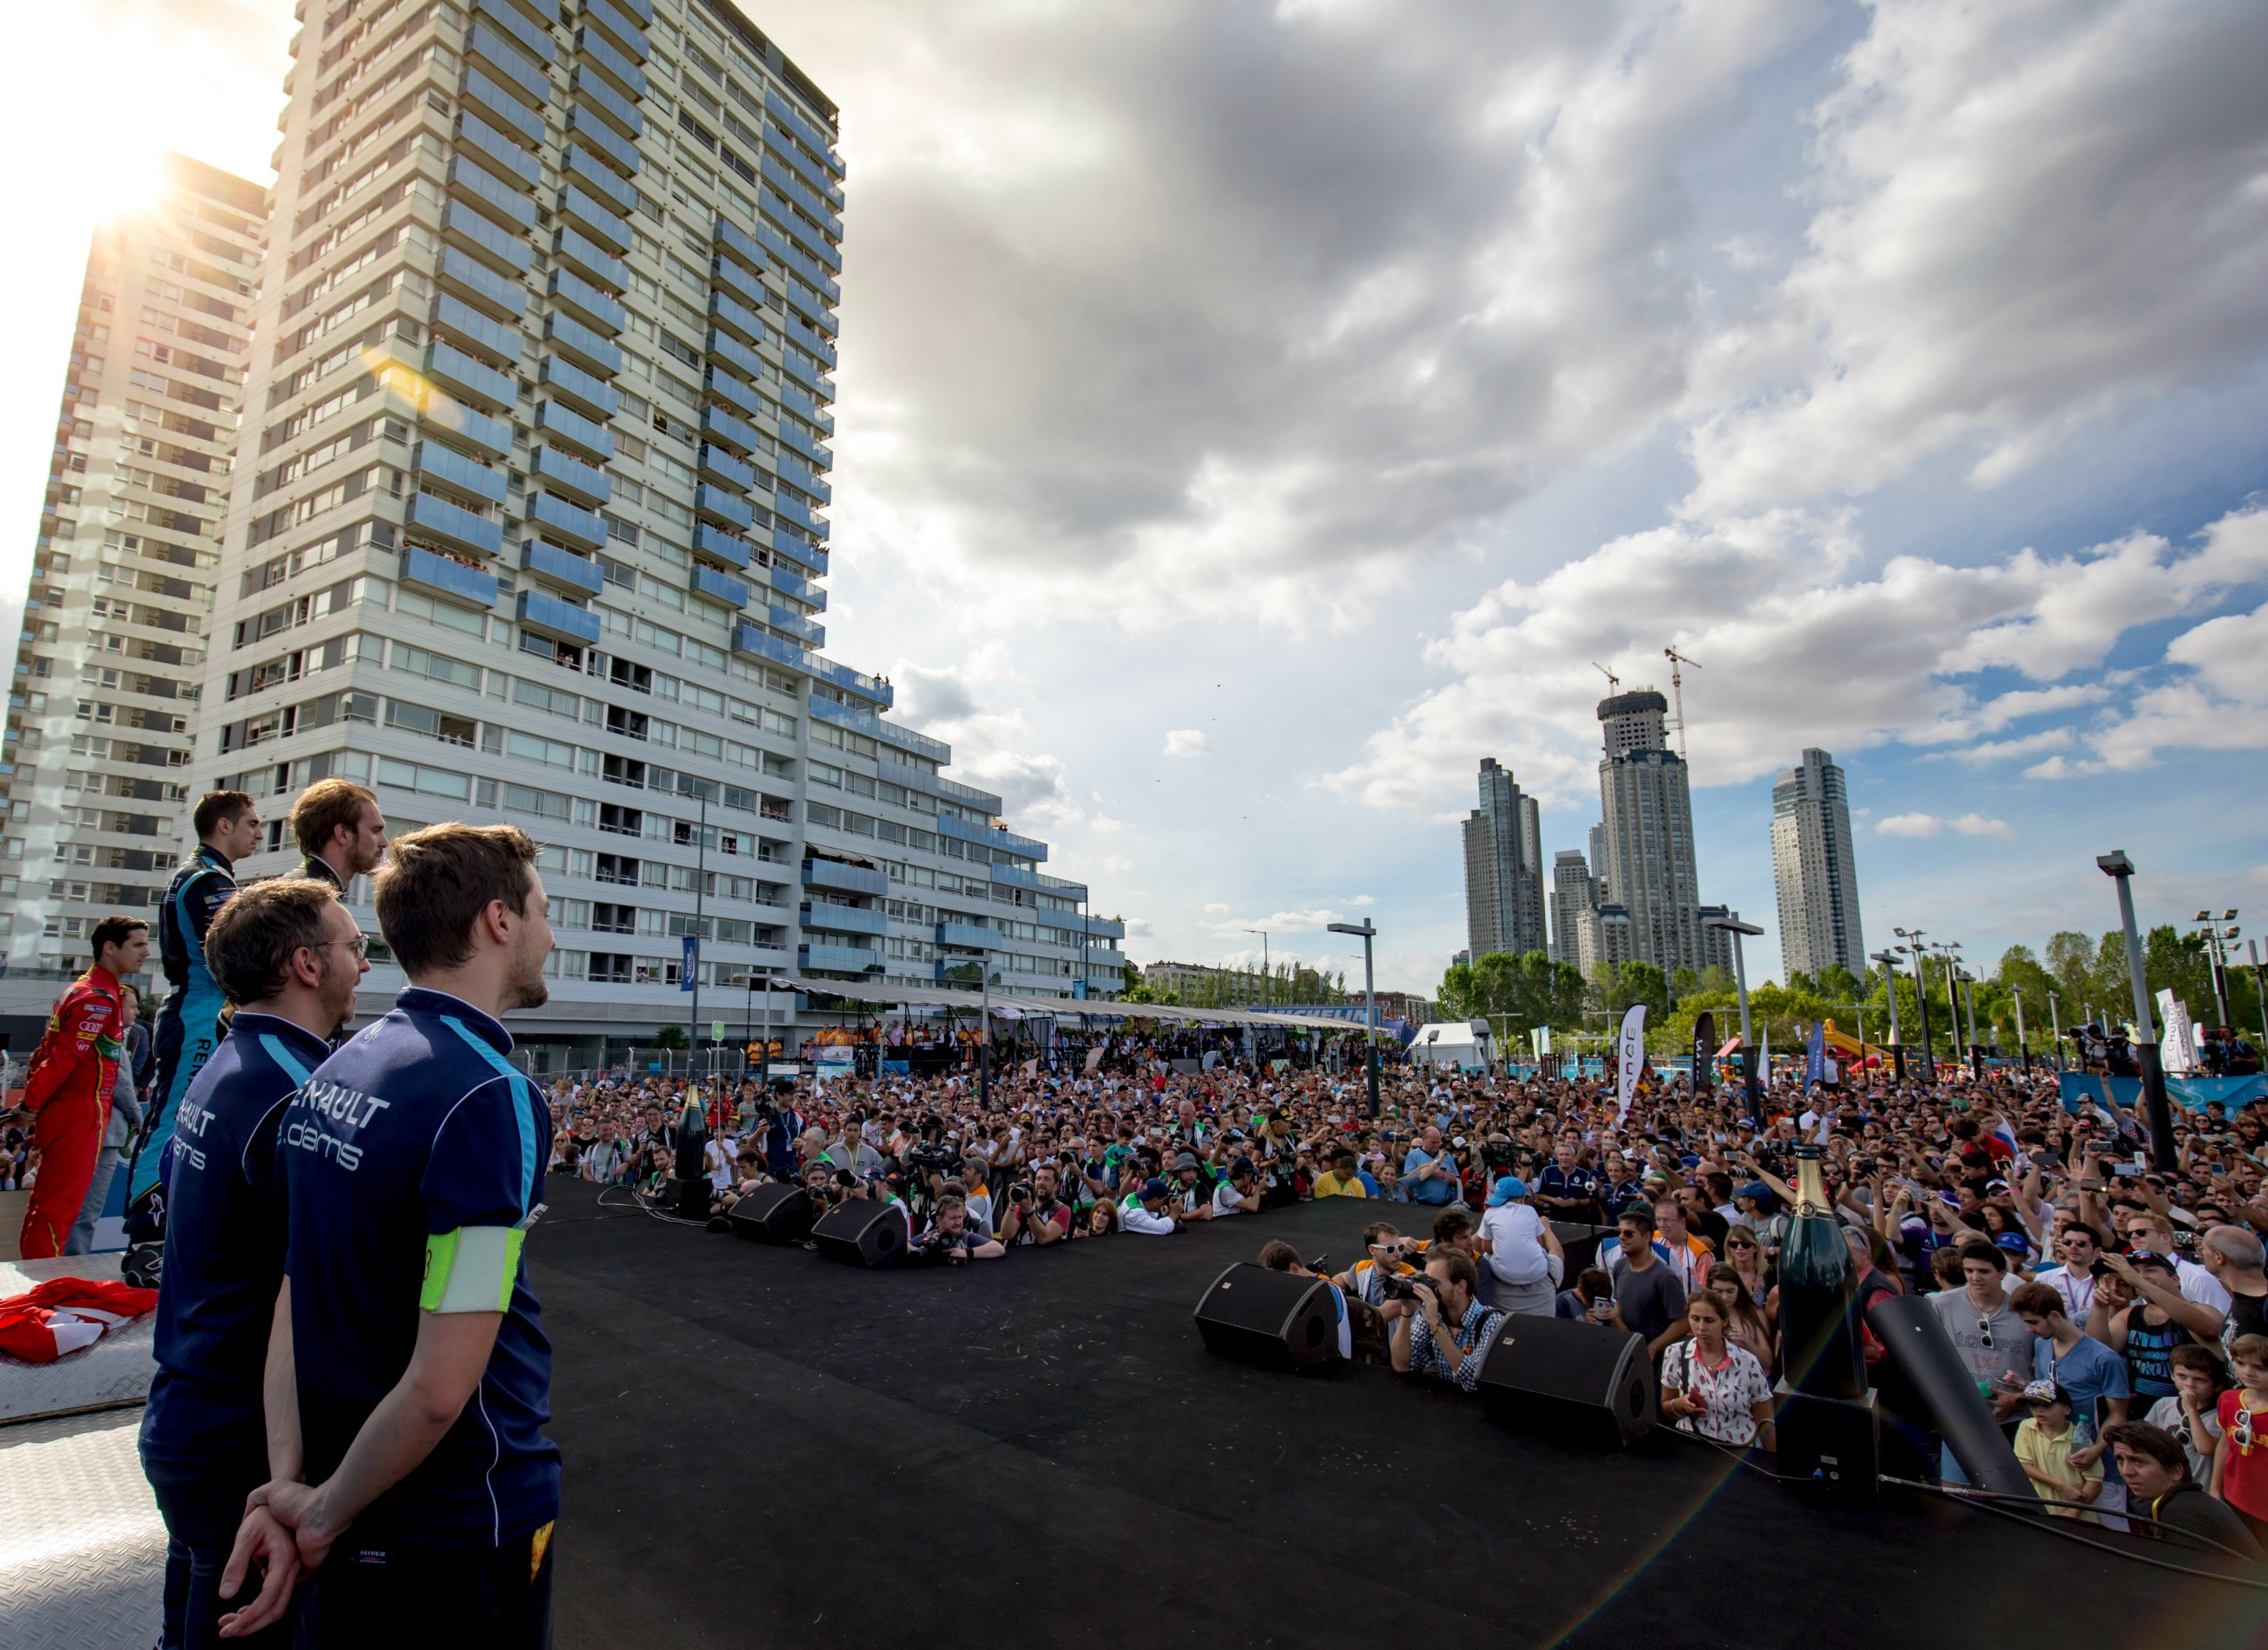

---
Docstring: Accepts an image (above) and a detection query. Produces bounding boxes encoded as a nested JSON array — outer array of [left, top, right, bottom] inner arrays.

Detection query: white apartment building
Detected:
[[1770, 746, 1864, 981], [3, 154, 265, 1008], [180, 0, 1116, 1067]]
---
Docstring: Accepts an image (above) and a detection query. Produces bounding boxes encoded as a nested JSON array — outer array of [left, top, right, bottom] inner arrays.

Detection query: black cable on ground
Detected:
[[1876, 1473, 2268, 1587], [594, 1184, 714, 1229]]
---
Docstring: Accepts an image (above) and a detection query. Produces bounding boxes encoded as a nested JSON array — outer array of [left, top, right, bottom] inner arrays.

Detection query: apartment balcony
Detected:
[[798, 942, 881, 977], [516, 588, 602, 646], [570, 66, 645, 140], [708, 251, 764, 311], [803, 858, 888, 896], [808, 654, 891, 710], [439, 200, 532, 275], [543, 312, 622, 376], [699, 405, 757, 455], [706, 328, 765, 385], [697, 443, 754, 492], [565, 145, 638, 218], [556, 185, 630, 255], [464, 24, 549, 107], [774, 420, 831, 473], [410, 439, 507, 507], [574, 27, 647, 99], [713, 216, 766, 276], [689, 564, 749, 609], [780, 380, 834, 436], [767, 565, 825, 610], [401, 545, 499, 608], [732, 624, 802, 669], [404, 491, 504, 559], [756, 221, 840, 306], [989, 862, 1039, 890], [470, 0, 555, 67], [771, 528, 827, 578], [548, 268, 626, 334], [708, 290, 764, 347], [564, 105, 639, 179], [531, 444, 611, 506], [768, 129, 844, 209], [453, 111, 540, 192], [801, 901, 887, 939], [693, 522, 750, 569], [431, 293, 523, 367], [581, 0, 650, 61], [768, 605, 823, 648], [532, 398, 614, 463], [703, 368, 760, 421], [521, 541, 605, 597], [425, 341, 518, 412], [935, 921, 993, 950], [776, 458, 831, 508], [776, 346, 831, 401], [445, 156, 537, 233], [766, 87, 843, 178], [694, 483, 752, 531], [524, 491, 608, 551], [459, 66, 546, 145], [771, 490, 824, 535], [537, 354, 618, 420], [416, 394, 513, 460], [761, 153, 844, 241], [438, 245, 527, 319], [551, 227, 627, 294]]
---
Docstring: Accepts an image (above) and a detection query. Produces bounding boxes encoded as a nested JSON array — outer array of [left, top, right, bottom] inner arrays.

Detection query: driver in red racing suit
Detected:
[[15, 917, 149, 1257]]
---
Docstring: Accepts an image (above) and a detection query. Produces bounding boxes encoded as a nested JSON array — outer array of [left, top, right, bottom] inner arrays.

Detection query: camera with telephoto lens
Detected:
[[1379, 1271, 1437, 1303], [1010, 1182, 1034, 1204], [906, 1141, 960, 1176]]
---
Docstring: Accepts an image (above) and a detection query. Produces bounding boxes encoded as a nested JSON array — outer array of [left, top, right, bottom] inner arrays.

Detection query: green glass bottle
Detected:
[[1777, 1144, 1867, 1399]]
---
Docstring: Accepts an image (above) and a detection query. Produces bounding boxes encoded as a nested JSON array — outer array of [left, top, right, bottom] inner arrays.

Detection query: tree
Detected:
[[650, 1024, 687, 1051], [1440, 950, 1585, 1042]]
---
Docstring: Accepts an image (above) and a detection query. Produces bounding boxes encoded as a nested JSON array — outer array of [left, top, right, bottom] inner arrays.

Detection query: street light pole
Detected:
[[2253, 940, 2268, 1053], [1709, 916, 1766, 1119], [2048, 989, 2061, 1070], [1870, 950, 1904, 1082], [1895, 928, 1934, 1078], [1328, 920, 1378, 1118], [1243, 928, 1269, 1010], [2101, 849, 2178, 1172]]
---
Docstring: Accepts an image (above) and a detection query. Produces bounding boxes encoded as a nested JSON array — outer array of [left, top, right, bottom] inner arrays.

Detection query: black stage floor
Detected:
[[530, 1181, 2265, 1649]]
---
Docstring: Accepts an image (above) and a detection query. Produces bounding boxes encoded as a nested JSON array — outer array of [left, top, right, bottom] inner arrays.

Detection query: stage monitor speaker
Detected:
[[1193, 1263, 1343, 1371], [726, 1183, 813, 1244], [1551, 1223, 1610, 1271], [812, 1198, 910, 1267], [1774, 1382, 1878, 1505], [1475, 1314, 1655, 1447]]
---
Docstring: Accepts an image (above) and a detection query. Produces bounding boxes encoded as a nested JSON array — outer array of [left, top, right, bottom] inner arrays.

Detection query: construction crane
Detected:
[[1592, 662, 1621, 693], [1663, 647, 1702, 760]]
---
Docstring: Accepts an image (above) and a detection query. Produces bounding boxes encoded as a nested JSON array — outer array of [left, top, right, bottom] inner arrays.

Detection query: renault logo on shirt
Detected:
[[284, 1078, 393, 1172]]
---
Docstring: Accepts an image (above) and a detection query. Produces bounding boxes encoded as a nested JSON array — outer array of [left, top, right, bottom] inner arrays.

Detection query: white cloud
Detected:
[[1685, 0, 2268, 515], [1163, 729, 1212, 757], [1876, 812, 2014, 839], [1328, 505, 2268, 813]]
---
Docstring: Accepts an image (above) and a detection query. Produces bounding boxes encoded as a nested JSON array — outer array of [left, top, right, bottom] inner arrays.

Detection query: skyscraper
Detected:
[[184, 0, 1116, 1066], [1462, 756, 1542, 961], [1593, 688, 1704, 975], [1771, 746, 1864, 980], [3, 155, 265, 975], [1549, 849, 1591, 965]]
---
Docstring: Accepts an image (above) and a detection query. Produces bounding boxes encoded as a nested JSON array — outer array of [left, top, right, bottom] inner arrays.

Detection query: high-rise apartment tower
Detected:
[[1461, 756, 1543, 961], [187, 0, 1118, 1066], [1770, 746, 1863, 980], [4, 154, 265, 977], [1592, 689, 1704, 975]]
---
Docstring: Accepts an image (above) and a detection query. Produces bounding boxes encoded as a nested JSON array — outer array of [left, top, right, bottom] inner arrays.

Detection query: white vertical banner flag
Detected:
[[2158, 988, 2199, 1075], [1616, 1003, 1648, 1119]]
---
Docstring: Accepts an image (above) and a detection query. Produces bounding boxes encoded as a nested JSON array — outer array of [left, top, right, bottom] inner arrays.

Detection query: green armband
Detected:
[[420, 1226, 525, 1313]]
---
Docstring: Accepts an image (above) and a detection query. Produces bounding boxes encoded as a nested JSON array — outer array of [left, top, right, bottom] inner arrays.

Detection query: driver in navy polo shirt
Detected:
[[139, 874, 367, 1646], [231, 822, 560, 1648]]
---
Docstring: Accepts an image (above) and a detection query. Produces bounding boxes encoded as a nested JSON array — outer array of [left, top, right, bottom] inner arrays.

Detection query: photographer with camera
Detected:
[[1389, 1249, 1505, 1392], [1335, 1223, 1421, 1323], [1122, 1177, 1183, 1235], [1212, 1159, 1263, 1218], [918, 1196, 1005, 1265], [997, 1162, 1073, 1246]]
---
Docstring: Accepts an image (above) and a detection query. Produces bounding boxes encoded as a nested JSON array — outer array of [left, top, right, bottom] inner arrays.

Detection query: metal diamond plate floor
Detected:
[[0, 1408, 163, 1650]]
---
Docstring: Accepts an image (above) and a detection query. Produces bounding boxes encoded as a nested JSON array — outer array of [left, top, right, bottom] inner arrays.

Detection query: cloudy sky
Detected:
[[7, 0, 2266, 994]]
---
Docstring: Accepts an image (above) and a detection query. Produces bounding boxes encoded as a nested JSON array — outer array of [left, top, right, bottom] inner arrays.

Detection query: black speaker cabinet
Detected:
[[1193, 1263, 1344, 1371], [1476, 1314, 1656, 1447], [1774, 1382, 1879, 1505], [812, 1197, 910, 1267], [727, 1182, 814, 1244]]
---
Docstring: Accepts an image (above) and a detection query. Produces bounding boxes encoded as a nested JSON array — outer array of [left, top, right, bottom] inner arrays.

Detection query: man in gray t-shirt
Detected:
[[1928, 1246, 2034, 1409], [1606, 1211, 1688, 1355]]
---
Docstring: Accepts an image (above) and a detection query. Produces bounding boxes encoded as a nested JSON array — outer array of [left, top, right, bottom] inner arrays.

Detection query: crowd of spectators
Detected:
[[538, 1045, 2268, 1558]]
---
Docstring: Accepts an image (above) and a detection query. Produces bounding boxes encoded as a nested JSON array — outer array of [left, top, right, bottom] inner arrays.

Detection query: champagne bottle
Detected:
[[1777, 1143, 1867, 1399]]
